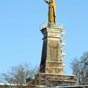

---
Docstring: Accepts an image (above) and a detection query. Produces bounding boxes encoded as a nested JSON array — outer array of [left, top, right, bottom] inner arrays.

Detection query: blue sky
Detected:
[[0, 0, 88, 76]]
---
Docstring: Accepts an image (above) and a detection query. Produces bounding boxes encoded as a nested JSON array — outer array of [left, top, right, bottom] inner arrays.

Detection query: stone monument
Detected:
[[35, 0, 77, 87]]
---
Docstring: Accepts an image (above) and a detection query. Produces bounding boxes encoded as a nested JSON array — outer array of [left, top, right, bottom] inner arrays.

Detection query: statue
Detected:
[[44, 0, 56, 25]]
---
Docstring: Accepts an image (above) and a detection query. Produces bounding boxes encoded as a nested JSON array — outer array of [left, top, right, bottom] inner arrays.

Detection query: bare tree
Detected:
[[2, 64, 38, 87], [71, 52, 88, 85]]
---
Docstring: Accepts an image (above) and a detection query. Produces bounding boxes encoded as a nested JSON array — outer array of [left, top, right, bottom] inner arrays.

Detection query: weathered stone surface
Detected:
[[35, 73, 76, 87], [39, 27, 64, 74], [35, 26, 77, 87]]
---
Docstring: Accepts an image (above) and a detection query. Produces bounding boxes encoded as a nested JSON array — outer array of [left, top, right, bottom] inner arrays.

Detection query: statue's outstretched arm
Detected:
[[44, 0, 49, 4]]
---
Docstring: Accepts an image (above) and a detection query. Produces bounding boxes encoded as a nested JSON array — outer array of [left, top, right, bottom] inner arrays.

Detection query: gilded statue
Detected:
[[44, 0, 56, 25]]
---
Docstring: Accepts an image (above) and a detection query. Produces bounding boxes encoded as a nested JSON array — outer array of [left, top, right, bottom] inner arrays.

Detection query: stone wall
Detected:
[[48, 85, 88, 88], [0, 85, 17, 88], [0, 85, 26, 88]]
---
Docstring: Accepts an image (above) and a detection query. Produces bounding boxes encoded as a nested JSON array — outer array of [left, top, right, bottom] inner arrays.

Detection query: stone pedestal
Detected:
[[35, 73, 76, 87], [39, 26, 64, 74], [35, 26, 77, 87]]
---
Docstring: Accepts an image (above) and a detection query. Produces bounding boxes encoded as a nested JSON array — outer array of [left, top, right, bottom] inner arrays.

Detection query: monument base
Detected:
[[35, 73, 77, 87]]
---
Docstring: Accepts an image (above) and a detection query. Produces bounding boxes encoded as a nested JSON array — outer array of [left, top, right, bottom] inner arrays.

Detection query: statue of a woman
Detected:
[[44, 0, 56, 25]]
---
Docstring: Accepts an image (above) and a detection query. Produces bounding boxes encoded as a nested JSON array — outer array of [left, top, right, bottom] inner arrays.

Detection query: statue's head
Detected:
[[51, 0, 55, 2]]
